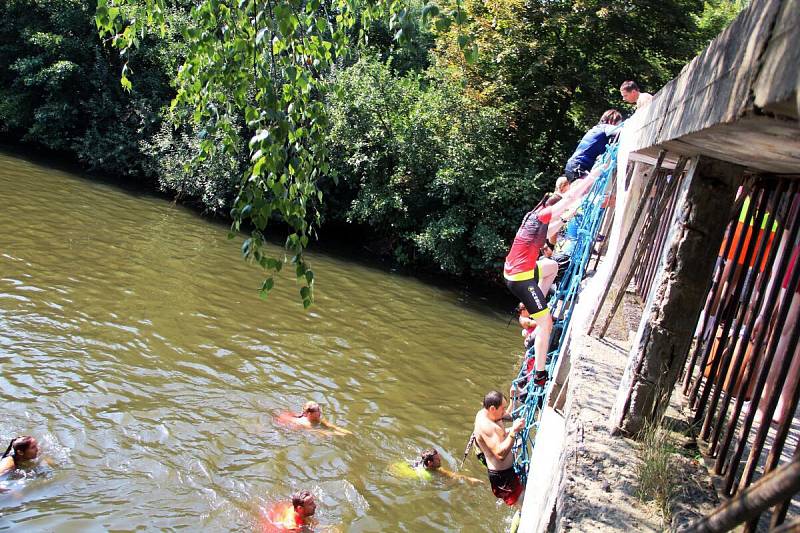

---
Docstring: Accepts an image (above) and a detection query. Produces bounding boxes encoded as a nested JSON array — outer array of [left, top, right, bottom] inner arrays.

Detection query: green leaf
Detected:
[[464, 43, 479, 64], [452, 8, 468, 25], [422, 4, 440, 23], [434, 17, 452, 32]]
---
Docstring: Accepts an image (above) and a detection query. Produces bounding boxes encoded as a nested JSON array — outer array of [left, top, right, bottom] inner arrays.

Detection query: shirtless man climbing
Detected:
[[473, 390, 525, 506]]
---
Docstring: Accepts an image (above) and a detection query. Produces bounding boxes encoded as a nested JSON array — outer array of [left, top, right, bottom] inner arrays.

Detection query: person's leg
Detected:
[[564, 162, 576, 182], [532, 312, 553, 373], [537, 258, 558, 296], [506, 277, 550, 378]]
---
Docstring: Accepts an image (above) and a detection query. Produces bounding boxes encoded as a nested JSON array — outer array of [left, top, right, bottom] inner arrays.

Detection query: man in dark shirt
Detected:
[[564, 109, 622, 182]]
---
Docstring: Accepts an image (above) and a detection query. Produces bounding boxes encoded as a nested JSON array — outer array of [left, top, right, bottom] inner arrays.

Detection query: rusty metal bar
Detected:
[[683, 455, 800, 533], [771, 517, 800, 533], [631, 170, 668, 294], [640, 176, 681, 299], [770, 439, 800, 529], [587, 150, 667, 334], [762, 323, 800, 477], [682, 185, 750, 395], [689, 184, 759, 410], [633, 171, 667, 299], [744, 396, 800, 533], [738, 234, 800, 490], [721, 192, 800, 494], [697, 185, 772, 439], [626, 171, 666, 298], [598, 167, 683, 338], [715, 186, 799, 478], [709, 180, 788, 457]]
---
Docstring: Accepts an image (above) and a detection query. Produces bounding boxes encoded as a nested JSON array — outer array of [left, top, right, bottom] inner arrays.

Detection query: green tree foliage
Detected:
[[325, 55, 538, 275], [0, 0, 736, 294], [0, 0, 180, 176], [95, 0, 476, 306], [434, 0, 712, 173], [693, 0, 748, 46], [140, 111, 246, 212]]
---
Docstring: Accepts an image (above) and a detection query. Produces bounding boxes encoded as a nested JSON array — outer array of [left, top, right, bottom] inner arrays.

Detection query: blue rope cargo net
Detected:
[[510, 142, 619, 485]]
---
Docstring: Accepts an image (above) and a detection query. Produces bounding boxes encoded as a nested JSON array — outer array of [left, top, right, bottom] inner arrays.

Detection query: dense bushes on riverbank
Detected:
[[0, 0, 743, 281]]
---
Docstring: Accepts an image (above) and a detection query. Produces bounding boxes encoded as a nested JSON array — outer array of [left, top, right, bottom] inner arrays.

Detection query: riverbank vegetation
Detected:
[[1, 0, 745, 289]]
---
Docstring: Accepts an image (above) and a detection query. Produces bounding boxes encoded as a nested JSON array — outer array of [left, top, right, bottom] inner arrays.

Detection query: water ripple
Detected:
[[0, 151, 520, 531]]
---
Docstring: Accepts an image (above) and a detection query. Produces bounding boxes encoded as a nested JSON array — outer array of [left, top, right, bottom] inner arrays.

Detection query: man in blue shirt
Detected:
[[564, 109, 622, 182]]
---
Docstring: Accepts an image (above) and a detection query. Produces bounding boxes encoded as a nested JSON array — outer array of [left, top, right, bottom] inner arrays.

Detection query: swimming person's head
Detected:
[[420, 449, 441, 471], [291, 490, 316, 518], [483, 391, 508, 422], [1, 436, 39, 463], [301, 401, 322, 424]]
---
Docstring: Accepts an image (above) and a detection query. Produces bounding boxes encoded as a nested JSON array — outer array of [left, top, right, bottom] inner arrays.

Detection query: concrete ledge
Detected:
[[519, 407, 566, 533], [627, 0, 800, 174]]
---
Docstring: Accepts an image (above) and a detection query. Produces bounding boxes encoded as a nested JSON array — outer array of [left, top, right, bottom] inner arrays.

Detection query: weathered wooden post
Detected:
[[610, 156, 742, 435]]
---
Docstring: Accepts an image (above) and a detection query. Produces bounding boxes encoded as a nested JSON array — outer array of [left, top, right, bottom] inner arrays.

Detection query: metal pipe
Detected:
[[713, 183, 797, 475], [635, 170, 668, 298], [738, 227, 800, 490], [642, 180, 681, 299], [721, 192, 800, 494], [599, 168, 681, 338], [587, 150, 667, 334], [698, 185, 772, 439], [682, 184, 750, 395], [709, 180, 789, 459], [683, 455, 800, 533], [770, 439, 800, 529], [689, 181, 756, 409]]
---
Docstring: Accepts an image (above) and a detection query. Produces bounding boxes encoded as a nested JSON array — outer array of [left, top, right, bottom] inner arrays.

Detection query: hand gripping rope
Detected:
[[510, 142, 619, 485]]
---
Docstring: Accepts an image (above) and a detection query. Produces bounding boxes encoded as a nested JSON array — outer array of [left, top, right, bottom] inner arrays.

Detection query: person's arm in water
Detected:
[[0, 456, 14, 477], [320, 419, 352, 436], [479, 417, 525, 462], [436, 467, 484, 484]]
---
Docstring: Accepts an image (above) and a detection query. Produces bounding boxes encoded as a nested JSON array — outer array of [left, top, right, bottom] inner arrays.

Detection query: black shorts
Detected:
[[564, 161, 590, 182], [488, 467, 523, 505], [506, 270, 549, 319], [552, 252, 572, 283]]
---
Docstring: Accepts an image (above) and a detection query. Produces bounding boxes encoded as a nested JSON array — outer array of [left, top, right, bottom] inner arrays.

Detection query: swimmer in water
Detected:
[[277, 401, 352, 436], [0, 436, 41, 477], [389, 448, 483, 484], [264, 490, 317, 531]]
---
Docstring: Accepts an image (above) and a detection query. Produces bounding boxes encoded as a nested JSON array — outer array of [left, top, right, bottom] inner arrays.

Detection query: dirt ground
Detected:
[[553, 290, 719, 532]]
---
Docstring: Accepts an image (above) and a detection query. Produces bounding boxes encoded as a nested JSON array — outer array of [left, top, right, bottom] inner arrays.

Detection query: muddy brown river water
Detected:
[[0, 151, 522, 531]]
